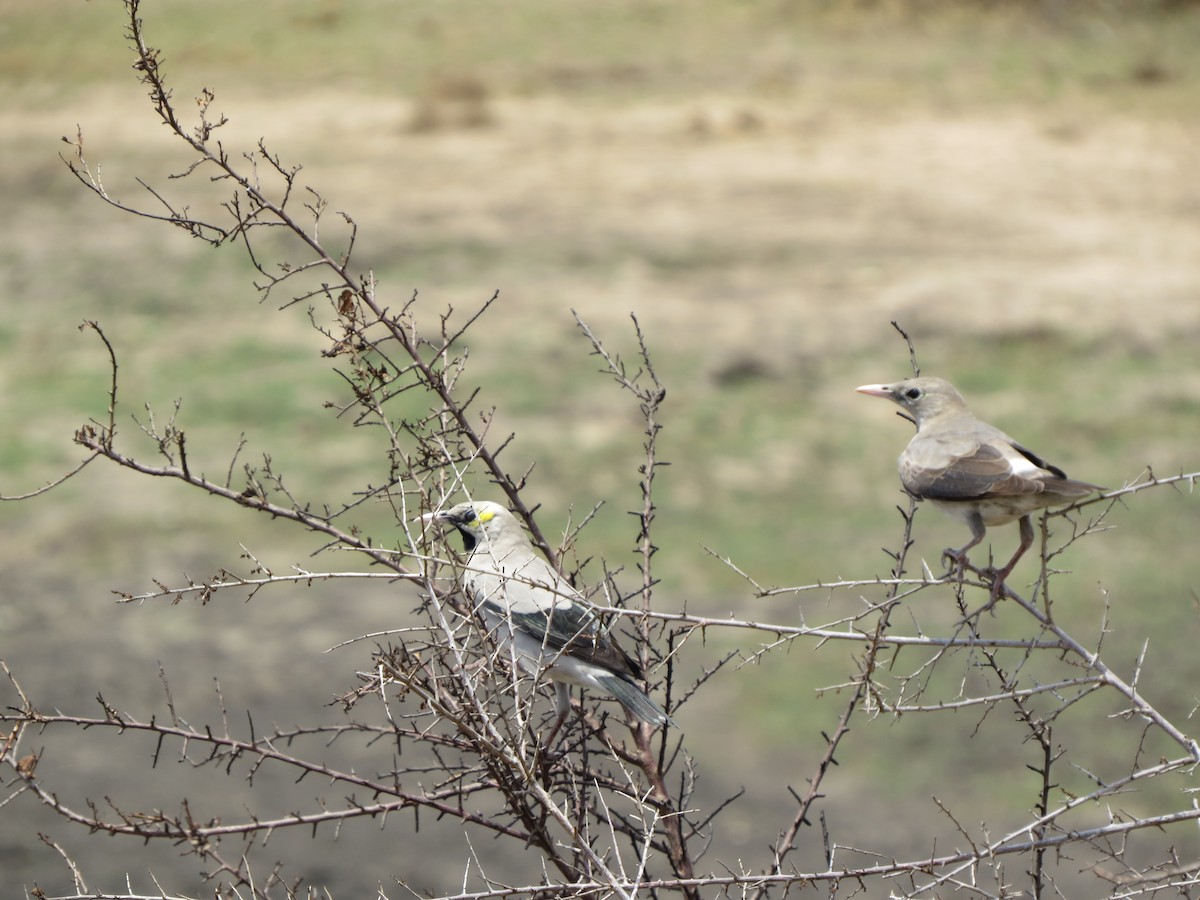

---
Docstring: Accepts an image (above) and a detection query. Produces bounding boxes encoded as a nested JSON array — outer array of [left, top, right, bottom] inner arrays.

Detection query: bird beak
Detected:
[[417, 510, 447, 532], [855, 384, 893, 398]]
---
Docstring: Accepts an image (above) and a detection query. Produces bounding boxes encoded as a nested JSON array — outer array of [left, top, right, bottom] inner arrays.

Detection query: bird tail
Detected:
[[599, 675, 673, 728], [1055, 476, 1104, 496]]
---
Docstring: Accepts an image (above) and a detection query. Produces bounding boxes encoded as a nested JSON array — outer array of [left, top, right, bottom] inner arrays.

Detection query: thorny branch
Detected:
[[59, 0, 555, 563], [751, 498, 917, 900], [4, 2, 1200, 899], [574, 311, 698, 897]]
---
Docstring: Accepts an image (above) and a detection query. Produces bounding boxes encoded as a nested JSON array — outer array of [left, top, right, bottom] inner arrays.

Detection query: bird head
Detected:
[[855, 376, 968, 427], [423, 500, 515, 552]]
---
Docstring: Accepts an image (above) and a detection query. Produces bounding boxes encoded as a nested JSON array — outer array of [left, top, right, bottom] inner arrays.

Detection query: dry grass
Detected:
[[3, 1, 1200, 895]]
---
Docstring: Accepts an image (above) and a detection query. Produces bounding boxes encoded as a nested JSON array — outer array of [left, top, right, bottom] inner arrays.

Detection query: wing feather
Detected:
[[901, 433, 1095, 502], [482, 598, 645, 681]]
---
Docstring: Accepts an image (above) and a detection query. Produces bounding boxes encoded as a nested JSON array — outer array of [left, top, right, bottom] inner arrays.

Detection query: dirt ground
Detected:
[[170, 89, 1200, 351], [3, 5, 1200, 897]]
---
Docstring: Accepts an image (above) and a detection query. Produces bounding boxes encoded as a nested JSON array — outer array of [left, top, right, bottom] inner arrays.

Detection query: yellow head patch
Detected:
[[477, 509, 495, 525]]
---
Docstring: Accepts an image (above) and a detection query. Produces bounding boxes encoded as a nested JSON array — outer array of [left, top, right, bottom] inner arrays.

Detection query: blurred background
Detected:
[[2, 0, 1200, 896]]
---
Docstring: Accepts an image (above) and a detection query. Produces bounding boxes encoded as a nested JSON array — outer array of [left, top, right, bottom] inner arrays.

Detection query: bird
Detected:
[[423, 500, 671, 738], [856, 376, 1101, 596]]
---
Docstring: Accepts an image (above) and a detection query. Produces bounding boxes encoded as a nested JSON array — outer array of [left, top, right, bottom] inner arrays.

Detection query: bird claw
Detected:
[[941, 548, 966, 577], [987, 568, 1013, 601]]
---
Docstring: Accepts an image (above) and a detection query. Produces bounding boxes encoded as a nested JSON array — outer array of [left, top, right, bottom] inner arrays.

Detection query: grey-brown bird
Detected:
[[856, 377, 1101, 594]]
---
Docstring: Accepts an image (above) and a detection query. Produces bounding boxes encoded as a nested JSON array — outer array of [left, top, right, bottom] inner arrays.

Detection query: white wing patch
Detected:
[[1004, 446, 1044, 477]]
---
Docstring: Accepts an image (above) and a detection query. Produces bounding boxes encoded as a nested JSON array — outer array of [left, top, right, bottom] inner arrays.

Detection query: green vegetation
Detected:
[[4, 1, 1200, 112], [2, 1, 1199, 895]]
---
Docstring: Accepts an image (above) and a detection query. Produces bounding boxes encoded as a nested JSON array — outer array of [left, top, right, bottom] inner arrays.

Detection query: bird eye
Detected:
[[904, 387, 922, 400]]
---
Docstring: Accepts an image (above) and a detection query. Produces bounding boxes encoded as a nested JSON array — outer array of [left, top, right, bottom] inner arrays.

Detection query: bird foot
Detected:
[[983, 561, 1015, 592], [538, 710, 570, 753], [941, 548, 967, 579]]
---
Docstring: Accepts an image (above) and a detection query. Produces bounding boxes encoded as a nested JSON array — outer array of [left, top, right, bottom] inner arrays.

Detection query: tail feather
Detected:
[[599, 674, 673, 728], [1049, 476, 1104, 497]]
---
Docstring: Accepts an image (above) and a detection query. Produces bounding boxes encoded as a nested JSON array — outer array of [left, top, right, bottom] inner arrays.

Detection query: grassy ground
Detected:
[[3, 1, 1200, 896]]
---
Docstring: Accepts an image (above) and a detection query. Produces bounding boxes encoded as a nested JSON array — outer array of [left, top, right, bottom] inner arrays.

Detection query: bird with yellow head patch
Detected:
[[424, 500, 671, 739]]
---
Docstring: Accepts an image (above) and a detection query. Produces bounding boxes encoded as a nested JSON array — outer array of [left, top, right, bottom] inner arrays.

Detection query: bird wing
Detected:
[[465, 535, 647, 682], [901, 426, 1069, 501], [1008, 441, 1075, 482], [498, 598, 646, 682], [1009, 440, 1102, 497]]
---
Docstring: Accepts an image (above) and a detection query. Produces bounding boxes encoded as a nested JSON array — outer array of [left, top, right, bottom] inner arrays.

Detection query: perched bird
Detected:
[[424, 500, 671, 736], [856, 377, 1101, 594]]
